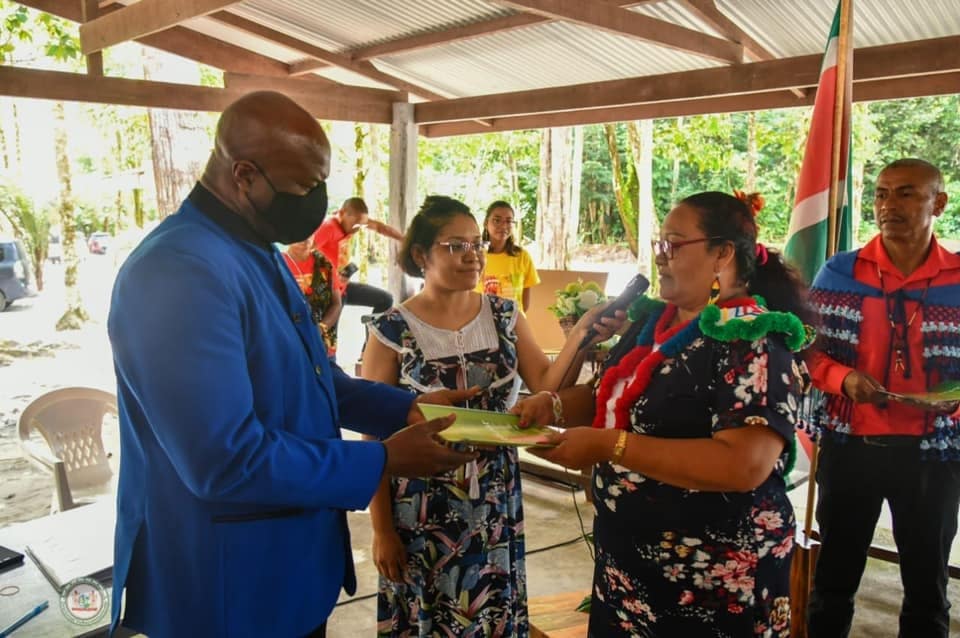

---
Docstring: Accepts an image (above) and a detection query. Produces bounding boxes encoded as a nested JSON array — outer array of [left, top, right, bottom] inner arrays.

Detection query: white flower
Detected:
[[577, 289, 601, 310]]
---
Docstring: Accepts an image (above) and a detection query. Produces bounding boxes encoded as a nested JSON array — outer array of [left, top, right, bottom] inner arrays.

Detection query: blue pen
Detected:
[[0, 600, 48, 637]]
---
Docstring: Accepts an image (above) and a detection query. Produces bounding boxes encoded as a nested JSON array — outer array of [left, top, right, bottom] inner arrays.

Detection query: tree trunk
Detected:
[[604, 123, 638, 256], [669, 116, 684, 204], [628, 120, 656, 281], [53, 102, 89, 330], [142, 48, 209, 218], [566, 126, 584, 257], [0, 102, 8, 170], [745, 112, 757, 193], [12, 102, 22, 173], [133, 187, 144, 228], [536, 127, 573, 269]]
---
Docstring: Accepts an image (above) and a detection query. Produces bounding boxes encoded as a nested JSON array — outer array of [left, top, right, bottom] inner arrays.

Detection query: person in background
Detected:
[[806, 158, 960, 638], [477, 200, 540, 313], [314, 196, 403, 315], [513, 191, 815, 637], [283, 237, 341, 356], [361, 195, 624, 637], [107, 91, 477, 638]]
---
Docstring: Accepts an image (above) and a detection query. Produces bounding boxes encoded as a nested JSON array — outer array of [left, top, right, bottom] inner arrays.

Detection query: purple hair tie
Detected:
[[756, 242, 769, 266]]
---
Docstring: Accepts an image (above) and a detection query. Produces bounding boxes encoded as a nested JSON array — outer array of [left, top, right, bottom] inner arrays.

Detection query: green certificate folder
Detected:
[[881, 381, 960, 411], [418, 404, 557, 447]]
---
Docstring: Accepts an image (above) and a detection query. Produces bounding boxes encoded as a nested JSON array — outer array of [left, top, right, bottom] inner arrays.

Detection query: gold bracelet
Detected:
[[611, 430, 628, 464]]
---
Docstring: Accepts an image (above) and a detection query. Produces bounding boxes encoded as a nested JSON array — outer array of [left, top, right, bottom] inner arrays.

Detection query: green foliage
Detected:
[[0, 0, 79, 64], [0, 182, 53, 288]]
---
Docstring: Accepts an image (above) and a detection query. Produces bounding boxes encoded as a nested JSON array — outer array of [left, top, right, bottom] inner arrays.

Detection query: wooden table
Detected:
[[529, 590, 590, 638], [0, 501, 114, 638]]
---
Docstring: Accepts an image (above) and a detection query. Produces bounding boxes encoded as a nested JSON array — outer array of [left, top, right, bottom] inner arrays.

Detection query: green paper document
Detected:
[[881, 381, 960, 412], [418, 405, 557, 447]]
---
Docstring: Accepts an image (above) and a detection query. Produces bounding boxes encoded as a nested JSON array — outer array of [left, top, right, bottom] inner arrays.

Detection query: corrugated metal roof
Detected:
[[376, 20, 723, 97], [167, 0, 960, 100], [231, 0, 515, 53]]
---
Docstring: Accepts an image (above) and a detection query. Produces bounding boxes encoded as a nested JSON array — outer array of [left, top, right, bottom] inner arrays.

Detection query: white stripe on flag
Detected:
[[821, 37, 838, 75], [788, 188, 830, 236]]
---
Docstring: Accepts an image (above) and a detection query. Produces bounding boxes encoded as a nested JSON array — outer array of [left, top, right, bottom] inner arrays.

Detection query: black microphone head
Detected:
[[577, 273, 651, 349]]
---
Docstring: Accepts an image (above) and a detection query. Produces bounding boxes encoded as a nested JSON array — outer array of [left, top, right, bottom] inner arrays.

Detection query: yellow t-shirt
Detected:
[[477, 248, 540, 312]]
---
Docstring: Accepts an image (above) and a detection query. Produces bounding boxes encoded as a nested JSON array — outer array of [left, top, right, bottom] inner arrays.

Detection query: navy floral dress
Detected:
[[590, 330, 806, 637], [368, 295, 528, 638]]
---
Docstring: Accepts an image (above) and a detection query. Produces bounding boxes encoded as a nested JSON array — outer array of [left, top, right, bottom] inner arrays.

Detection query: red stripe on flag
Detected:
[[794, 66, 838, 205]]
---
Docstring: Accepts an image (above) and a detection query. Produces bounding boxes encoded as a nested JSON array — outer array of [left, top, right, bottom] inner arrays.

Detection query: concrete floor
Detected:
[[325, 453, 960, 638], [330, 302, 960, 638]]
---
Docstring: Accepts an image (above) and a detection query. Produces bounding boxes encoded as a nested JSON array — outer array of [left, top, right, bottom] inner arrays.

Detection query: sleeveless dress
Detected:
[[368, 295, 529, 638]]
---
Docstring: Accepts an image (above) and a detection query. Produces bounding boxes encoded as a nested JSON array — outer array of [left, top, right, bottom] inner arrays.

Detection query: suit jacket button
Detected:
[[292, 312, 302, 323], [315, 365, 323, 376]]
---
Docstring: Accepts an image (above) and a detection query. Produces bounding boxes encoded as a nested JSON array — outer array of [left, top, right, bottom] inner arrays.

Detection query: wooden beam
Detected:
[[0, 65, 394, 122], [679, 0, 806, 98], [336, 0, 662, 64], [222, 72, 406, 104], [80, 0, 241, 55], [420, 71, 960, 137], [415, 35, 960, 123], [209, 11, 451, 101], [497, 0, 743, 64], [17, 0, 293, 77], [422, 91, 814, 136], [81, 0, 103, 76]]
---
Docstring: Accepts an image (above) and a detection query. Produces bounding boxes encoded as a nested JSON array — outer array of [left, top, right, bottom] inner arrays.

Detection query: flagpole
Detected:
[[826, 0, 853, 258]]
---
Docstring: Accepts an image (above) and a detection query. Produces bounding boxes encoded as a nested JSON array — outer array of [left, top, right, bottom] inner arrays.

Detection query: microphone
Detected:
[[578, 273, 651, 350]]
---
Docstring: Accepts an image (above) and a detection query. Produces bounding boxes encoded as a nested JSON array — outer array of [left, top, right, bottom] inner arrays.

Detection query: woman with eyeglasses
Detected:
[[512, 191, 816, 637], [477, 200, 540, 313], [360, 195, 623, 637]]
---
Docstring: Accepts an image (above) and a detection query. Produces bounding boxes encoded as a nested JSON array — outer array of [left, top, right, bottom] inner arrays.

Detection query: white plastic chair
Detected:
[[18, 387, 118, 512]]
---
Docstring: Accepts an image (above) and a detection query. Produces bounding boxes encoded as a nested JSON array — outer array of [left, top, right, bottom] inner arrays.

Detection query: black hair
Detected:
[[881, 158, 945, 193], [340, 197, 368, 213], [398, 195, 474, 277], [481, 200, 521, 257], [680, 191, 817, 327]]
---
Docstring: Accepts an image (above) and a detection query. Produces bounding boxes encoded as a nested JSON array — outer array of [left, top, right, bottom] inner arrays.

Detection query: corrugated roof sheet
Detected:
[[170, 0, 960, 99]]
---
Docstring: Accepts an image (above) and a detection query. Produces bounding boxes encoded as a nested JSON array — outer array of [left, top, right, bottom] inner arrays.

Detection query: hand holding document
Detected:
[[418, 405, 557, 447], [880, 381, 960, 413]]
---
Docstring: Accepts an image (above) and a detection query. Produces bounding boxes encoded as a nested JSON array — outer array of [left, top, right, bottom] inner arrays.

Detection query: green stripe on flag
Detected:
[[784, 219, 829, 285]]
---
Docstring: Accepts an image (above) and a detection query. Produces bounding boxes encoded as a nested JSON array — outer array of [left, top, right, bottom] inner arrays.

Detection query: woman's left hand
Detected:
[[529, 426, 618, 469], [574, 303, 627, 348]]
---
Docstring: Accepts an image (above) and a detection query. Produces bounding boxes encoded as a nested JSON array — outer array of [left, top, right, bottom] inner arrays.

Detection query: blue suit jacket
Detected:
[[107, 190, 412, 637]]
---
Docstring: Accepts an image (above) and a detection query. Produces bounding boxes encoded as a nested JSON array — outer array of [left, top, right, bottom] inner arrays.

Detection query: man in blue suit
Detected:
[[107, 91, 476, 637]]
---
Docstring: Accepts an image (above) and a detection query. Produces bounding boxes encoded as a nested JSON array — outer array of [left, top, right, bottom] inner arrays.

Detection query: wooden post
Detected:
[[81, 0, 103, 76], [388, 102, 417, 302]]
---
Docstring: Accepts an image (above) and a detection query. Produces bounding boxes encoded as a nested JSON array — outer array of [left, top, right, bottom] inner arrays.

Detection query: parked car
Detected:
[[0, 237, 37, 310], [88, 232, 111, 255]]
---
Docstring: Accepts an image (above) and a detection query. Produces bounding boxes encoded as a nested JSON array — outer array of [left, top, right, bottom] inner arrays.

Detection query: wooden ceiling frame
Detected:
[[17, 0, 294, 77], [496, 0, 743, 64], [415, 35, 960, 124], [421, 71, 960, 137], [79, 0, 241, 55], [0, 65, 395, 122]]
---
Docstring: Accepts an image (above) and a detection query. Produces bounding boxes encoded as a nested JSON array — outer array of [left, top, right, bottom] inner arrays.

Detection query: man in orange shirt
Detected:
[[807, 158, 960, 637], [313, 197, 403, 315]]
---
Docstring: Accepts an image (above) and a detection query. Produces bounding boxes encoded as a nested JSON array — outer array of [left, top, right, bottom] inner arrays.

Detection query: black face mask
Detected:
[[247, 161, 328, 244]]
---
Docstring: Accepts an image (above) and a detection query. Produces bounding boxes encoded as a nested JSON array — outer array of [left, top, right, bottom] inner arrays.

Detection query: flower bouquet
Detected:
[[547, 279, 607, 336]]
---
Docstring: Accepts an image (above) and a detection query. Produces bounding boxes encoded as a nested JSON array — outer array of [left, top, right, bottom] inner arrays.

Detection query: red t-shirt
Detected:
[[281, 253, 315, 294], [810, 235, 960, 435], [313, 217, 349, 293]]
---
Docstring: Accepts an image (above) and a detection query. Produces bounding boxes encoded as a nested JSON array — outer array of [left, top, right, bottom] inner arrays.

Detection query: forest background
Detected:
[[1, 0, 958, 325]]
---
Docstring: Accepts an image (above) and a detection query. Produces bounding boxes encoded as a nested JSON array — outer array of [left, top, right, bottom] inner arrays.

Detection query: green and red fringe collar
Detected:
[[593, 296, 806, 431]]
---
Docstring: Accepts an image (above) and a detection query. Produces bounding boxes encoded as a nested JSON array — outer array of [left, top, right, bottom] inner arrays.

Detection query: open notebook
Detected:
[[24, 500, 114, 590], [419, 405, 557, 447]]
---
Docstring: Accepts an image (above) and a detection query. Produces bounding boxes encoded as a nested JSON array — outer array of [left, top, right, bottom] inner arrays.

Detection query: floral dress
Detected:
[[589, 303, 807, 638], [368, 295, 529, 638]]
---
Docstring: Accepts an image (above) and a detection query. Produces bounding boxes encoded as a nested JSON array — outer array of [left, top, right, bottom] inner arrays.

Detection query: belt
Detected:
[[849, 435, 919, 448]]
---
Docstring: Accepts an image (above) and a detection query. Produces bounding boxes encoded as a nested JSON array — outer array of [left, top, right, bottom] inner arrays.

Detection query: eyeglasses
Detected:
[[651, 237, 724, 260], [489, 216, 516, 226], [436, 240, 490, 255]]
